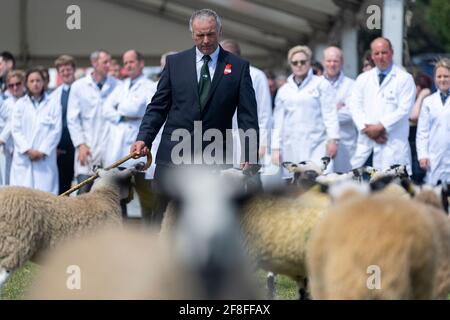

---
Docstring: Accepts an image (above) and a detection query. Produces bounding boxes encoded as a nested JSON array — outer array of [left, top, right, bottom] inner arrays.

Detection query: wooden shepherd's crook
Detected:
[[59, 151, 152, 197]]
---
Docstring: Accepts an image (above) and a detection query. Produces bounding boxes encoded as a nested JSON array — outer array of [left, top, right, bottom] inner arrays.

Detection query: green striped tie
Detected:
[[198, 55, 211, 110]]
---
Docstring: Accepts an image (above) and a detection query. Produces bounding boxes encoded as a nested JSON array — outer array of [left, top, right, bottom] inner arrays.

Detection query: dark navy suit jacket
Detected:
[[136, 46, 259, 167]]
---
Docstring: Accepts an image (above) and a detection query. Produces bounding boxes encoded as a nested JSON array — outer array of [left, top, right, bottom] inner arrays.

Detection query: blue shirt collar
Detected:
[[196, 45, 220, 64], [376, 63, 393, 76]]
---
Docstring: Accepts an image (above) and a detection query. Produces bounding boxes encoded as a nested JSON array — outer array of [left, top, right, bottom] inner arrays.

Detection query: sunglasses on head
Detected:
[[291, 60, 308, 67], [8, 82, 22, 89]]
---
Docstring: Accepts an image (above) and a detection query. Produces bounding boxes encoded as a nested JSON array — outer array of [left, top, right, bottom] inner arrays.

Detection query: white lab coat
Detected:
[[272, 69, 340, 177], [10, 94, 62, 194], [0, 96, 21, 185], [416, 91, 450, 185], [0, 96, 6, 185], [67, 74, 118, 176], [349, 65, 416, 173], [322, 72, 357, 173], [232, 65, 272, 167], [103, 75, 157, 168]]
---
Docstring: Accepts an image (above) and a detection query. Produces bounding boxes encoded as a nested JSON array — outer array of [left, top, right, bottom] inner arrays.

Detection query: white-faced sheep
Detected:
[[0, 166, 140, 296], [306, 187, 441, 299]]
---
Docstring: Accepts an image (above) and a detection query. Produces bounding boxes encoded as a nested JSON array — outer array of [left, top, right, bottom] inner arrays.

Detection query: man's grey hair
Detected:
[[189, 9, 222, 33], [90, 50, 110, 63]]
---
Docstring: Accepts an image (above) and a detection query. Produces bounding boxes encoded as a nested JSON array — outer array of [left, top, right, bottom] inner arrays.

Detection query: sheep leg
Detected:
[[266, 272, 276, 299], [298, 278, 310, 300], [0, 268, 12, 299]]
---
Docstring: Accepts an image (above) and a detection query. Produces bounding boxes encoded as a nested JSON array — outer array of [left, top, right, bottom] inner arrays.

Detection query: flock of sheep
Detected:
[[0, 160, 449, 300]]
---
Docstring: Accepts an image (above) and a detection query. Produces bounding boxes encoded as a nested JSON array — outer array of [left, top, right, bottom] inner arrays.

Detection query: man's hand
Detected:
[[271, 149, 281, 166], [130, 140, 149, 158], [336, 102, 345, 110], [240, 161, 260, 176], [27, 149, 45, 161], [258, 146, 266, 160], [419, 158, 429, 170], [326, 140, 338, 159], [363, 123, 385, 139], [374, 133, 388, 144], [363, 123, 387, 144], [78, 143, 91, 166], [57, 148, 66, 157]]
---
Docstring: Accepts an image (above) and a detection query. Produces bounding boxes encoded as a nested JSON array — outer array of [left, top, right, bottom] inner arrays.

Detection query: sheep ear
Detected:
[[95, 168, 108, 177], [119, 166, 138, 179], [369, 175, 397, 191], [400, 177, 415, 197], [282, 162, 297, 173], [93, 165, 103, 175], [321, 156, 331, 169], [441, 181, 449, 214]]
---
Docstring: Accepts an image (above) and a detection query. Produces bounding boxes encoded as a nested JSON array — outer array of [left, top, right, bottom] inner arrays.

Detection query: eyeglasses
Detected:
[[7, 82, 22, 89], [291, 60, 308, 67]]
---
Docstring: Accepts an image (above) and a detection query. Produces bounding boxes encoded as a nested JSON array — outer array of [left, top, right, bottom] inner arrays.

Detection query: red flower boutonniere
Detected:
[[224, 64, 232, 75]]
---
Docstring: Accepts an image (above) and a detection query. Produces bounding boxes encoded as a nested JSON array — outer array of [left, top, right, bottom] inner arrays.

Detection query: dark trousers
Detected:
[[57, 146, 75, 195], [76, 174, 94, 194], [149, 165, 172, 229], [409, 125, 426, 184], [364, 152, 373, 167], [123, 172, 159, 224]]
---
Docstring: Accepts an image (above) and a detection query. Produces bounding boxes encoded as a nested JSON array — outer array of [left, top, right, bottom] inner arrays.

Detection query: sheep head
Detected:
[[282, 157, 330, 189], [416, 182, 450, 214], [91, 164, 142, 199]]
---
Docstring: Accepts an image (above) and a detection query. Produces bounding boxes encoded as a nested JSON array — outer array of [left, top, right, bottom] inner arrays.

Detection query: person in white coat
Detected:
[[416, 58, 450, 185], [220, 40, 272, 172], [349, 37, 416, 173], [67, 50, 118, 194], [0, 70, 26, 185], [9, 68, 62, 194], [271, 45, 339, 178], [322, 46, 356, 173], [103, 50, 157, 220]]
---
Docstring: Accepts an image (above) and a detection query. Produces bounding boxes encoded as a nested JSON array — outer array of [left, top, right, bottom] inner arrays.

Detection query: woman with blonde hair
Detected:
[[0, 70, 26, 185], [416, 58, 450, 185], [271, 45, 339, 177]]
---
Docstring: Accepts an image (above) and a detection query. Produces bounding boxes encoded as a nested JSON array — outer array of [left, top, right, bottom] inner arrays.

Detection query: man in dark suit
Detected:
[[53, 55, 76, 194], [131, 8, 259, 224]]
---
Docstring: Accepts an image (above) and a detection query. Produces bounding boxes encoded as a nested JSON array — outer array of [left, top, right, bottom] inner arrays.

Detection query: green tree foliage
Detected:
[[426, 0, 450, 52], [408, 0, 449, 54]]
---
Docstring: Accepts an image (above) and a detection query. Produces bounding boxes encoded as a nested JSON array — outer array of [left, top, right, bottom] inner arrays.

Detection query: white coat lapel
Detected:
[[369, 69, 380, 90], [379, 66, 395, 90]]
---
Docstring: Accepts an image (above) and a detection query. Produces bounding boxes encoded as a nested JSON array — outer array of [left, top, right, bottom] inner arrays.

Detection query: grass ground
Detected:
[[2, 263, 298, 300], [4, 263, 450, 300]]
